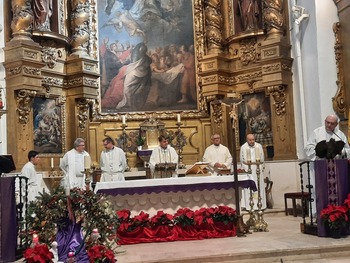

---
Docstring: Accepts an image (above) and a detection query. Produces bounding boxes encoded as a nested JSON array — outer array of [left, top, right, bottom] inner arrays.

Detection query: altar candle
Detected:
[[32, 233, 39, 244], [122, 115, 126, 124], [255, 147, 260, 162], [246, 148, 251, 162], [84, 155, 91, 169], [177, 114, 181, 123], [50, 158, 54, 169], [66, 187, 70, 196]]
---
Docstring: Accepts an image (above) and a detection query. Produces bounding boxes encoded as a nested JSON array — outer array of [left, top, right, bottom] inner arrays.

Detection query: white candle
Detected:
[[84, 155, 91, 169], [50, 158, 54, 169], [122, 115, 126, 124], [32, 233, 39, 244], [65, 187, 70, 196], [246, 148, 251, 162], [255, 147, 260, 162], [177, 114, 181, 123]]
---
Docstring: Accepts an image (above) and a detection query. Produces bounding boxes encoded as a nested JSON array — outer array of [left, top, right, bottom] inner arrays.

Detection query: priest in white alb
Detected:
[[100, 137, 127, 181], [240, 133, 266, 210], [149, 135, 178, 178], [60, 138, 90, 189]]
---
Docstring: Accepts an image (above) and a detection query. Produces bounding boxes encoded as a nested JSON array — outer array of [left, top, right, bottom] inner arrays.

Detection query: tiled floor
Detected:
[[14, 212, 350, 263]]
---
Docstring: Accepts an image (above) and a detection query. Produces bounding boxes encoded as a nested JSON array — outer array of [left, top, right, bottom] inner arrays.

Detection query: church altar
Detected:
[[95, 174, 256, 216]]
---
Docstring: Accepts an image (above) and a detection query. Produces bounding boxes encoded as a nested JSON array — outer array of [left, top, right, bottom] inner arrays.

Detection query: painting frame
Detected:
[[33, 96, 66, 155], [96, 0, 202, 117]]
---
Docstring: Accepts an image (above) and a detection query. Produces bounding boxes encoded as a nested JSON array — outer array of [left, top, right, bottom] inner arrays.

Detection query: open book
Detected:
[[185, 162, 210, 175]]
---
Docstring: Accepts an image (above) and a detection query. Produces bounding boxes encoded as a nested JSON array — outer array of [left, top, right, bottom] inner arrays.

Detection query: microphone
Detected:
[[332, 131, 348, 158]]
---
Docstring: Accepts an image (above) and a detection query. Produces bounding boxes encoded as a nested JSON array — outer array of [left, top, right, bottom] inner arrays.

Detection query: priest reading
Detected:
[[149, 135, 178, 178]]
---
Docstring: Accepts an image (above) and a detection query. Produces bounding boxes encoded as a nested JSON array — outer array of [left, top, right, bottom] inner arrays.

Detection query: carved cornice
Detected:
[[332, 22, 347, 120], [16, 89, 36, 125], [42, 76, 64, 88], [267, 85, 286, 116]]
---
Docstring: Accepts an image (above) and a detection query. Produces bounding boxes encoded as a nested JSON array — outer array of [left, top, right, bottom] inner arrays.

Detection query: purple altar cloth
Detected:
[[0, 177, 17, 262], [96, 180, 256, 196], [315, 159, 349, 237]]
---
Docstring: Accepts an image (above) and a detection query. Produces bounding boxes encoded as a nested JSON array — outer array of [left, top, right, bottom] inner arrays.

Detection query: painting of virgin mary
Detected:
[[98, 0, 197, 113]]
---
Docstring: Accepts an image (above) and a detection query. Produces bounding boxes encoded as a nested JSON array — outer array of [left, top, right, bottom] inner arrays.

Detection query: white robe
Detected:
[[149, 145, 178, 177], [100, 146, 127, 182], [60, 149, 89, 189], [304, 126, 350, 215], [21, 161, 42, 202], [240, 142, 266, 210], [202, 144, 233, 175]]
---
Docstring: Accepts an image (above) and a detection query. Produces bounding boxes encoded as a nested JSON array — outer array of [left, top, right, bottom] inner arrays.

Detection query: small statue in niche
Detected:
[[237, 0, 260, 31], [33, 0, 53, 31]]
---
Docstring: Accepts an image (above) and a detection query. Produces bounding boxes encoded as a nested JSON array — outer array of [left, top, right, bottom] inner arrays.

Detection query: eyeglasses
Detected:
[[103, 142, 110, 146], [78, 144, 85, 147], [213, 137, 220, 140]]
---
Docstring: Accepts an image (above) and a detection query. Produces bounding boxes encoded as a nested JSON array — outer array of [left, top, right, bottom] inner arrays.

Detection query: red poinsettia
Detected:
[[343, 194, 350, 209], [174, 208, 195, 226], [320, 204, 348, 230], [194, 207, 215, 225], [150, 210, 173, 226], [87, 244, 115, 263], [23, 244, 54, 263]]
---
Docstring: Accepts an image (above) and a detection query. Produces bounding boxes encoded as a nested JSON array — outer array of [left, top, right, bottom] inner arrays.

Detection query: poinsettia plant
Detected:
[[87, 244, 115, 263], [23, 243, 54, 263], [320, 204, 348, 230], [150, 211, 174, 227]]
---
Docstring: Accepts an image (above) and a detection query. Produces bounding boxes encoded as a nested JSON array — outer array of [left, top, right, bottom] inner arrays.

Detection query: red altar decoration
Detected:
[[116, 207, 237, 245]]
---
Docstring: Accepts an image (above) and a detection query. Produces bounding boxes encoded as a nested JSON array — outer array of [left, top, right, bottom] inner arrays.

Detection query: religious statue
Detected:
[[33, 0, 53, 31], [237, 0, 260, 31]]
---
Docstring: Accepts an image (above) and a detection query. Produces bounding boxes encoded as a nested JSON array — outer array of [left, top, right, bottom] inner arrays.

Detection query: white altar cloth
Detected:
[[95, 175, 256, 216]]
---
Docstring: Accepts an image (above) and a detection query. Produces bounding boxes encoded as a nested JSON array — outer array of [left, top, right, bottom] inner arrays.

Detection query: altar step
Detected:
[[115, 213, 350, 263]]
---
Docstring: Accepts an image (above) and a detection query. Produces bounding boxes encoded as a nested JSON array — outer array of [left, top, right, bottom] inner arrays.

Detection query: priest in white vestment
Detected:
[[100, 137, 127, 181], [60, 138, 90, 189], [304, 114, 350, 215], [21, 150, 41, 202], [240, 134, 266, 210], [149, 135, 178, 178], [203, 134, 233, 176]]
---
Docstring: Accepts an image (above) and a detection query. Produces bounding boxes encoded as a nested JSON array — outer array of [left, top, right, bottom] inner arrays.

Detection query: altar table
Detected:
[[95, 175, 256, 216]]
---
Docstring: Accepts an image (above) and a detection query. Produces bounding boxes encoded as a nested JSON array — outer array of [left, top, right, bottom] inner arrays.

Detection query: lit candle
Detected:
[[255, 147, 260, 162], [246, 148, 251, 162], [84, 155, 91, 169], [177, 114, 181, 123], [33, 233, 39, 244], [50, 158, 54, 169], [122, 115, 126, 124]]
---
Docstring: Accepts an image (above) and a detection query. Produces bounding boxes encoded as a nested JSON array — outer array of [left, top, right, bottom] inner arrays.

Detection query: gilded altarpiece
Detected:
[[3, 0, 297, 170]]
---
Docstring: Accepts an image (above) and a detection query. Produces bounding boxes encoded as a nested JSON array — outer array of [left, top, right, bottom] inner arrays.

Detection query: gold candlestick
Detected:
[[245, 161, 256, 230], [121, 123, 130, 172], [176, 121, 186, 169], [252, 160, 269, 232]]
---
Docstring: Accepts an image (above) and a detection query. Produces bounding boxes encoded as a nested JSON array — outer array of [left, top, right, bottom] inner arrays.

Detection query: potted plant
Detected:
[[320, 204, 348, 238], [136, 136, 145, 150]]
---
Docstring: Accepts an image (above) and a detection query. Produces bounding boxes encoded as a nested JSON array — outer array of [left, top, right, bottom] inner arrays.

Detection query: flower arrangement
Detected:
[[23, 187, 119, 261], [320, 204, 348, 230], [173, 208, 195, 226], [117, 209, 150, 231], [23, 244, 53, 263], [150, 211, 174, 227], [87, 244, 115, 263]]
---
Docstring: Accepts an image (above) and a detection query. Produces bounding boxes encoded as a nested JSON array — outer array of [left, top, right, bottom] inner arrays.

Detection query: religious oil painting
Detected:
[[97, 0, 197, 113], [33, 97, 63, 154], [238, 92, 273, 146]]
